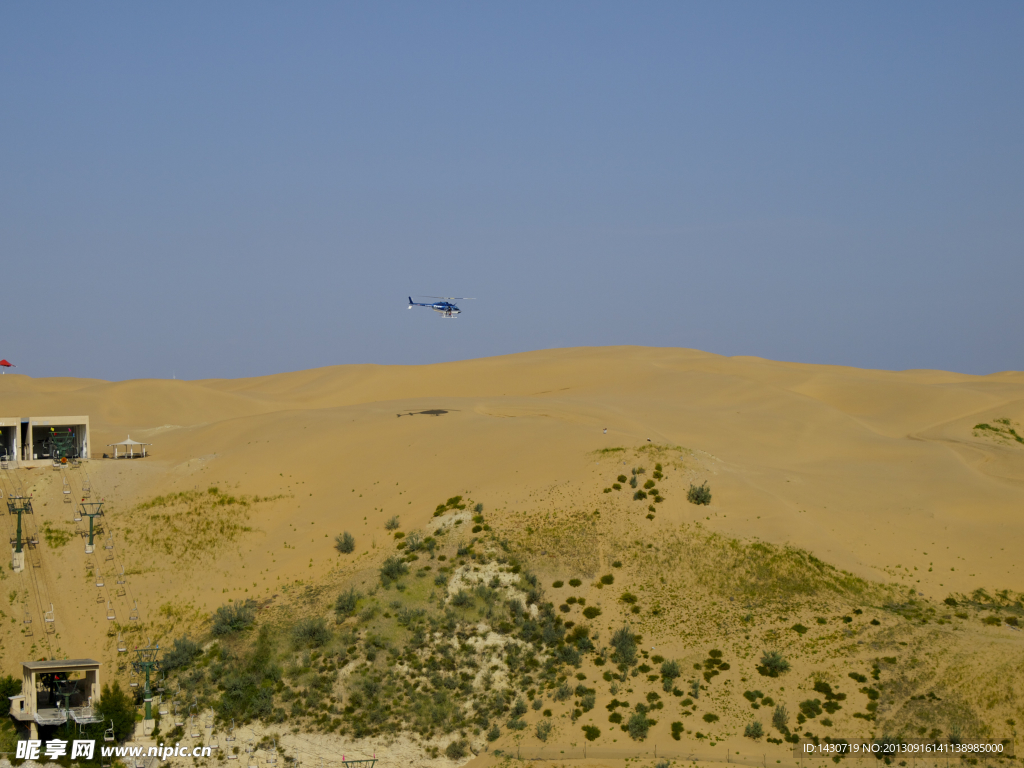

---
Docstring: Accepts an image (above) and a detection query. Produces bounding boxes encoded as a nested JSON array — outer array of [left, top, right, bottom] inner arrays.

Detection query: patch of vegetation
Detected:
[[162, 636, 202, 671], [132, 488, 282, 561], [41, 522, 73, 549], [974, 418, 1024, 446], [687, 481, 712, 506], [758, 650, 790, 677], [433, 496, 467, 516], [582, 725, 601, 740], [745, 720, 764, 739], [334, 531, 356, 554], [212, 600, 257, 635]]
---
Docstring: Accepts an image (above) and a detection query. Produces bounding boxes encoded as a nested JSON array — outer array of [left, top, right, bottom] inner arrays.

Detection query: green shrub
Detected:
[[450, 590, 472, 608], [671, 721, 684, 740], [555, 683, 572, 701], [508, 717, 526, 731], [611, 625, 638, 666], [380, 555, 409, 585], [627, 710, 652, 740], [512, 697, 528, 717], [745, 721, 764, 739], [617, 475, 627, 483], [758, 650, 790, 677], [583, 606, 602, 619], [687, 481, 712, 505], [334, 531, 356, 554], [0, 676, 21, 716], [486, 724, 500, 741], [445, 739, 468, 760], [703, 713, 719, 723], [633, 490, 648, 500], [535, 719, 553, 741], [211, 600, 256, 635], [384, 515, 400, 530], [600, 574, 614, 585], [791, 623, 808, 634], [162, 636, 202, 671], [335, 587, 360, 617], [553, 580, 564, 588], [293, 616, 331, 648], [772, 704, 789, 731], [620, 591, 638, 604], [474, 503, 484, 513], [582, 725, 600, 741], [569, 578, 582, 587], [97, 681, 136, 742]]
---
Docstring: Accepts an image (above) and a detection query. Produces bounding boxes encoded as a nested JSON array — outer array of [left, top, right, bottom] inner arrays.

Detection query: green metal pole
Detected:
[[15, 507, 23, 554], [144, 666, 152, 720], [88, 515, 95, 548]]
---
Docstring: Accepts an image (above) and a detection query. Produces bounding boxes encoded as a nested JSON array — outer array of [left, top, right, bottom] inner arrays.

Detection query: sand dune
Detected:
[[1, 347, 1022, 763]]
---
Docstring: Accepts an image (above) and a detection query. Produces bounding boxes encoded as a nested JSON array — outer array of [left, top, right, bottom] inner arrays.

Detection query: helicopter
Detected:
[[408, 296, 474, 318]]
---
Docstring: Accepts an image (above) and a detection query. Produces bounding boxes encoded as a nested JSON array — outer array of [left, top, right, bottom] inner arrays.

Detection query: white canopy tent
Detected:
[[106, 436, 151, 458]]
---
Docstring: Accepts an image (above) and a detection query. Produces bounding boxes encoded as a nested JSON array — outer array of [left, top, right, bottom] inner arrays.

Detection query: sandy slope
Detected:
[[0, 346, 1022, 680]]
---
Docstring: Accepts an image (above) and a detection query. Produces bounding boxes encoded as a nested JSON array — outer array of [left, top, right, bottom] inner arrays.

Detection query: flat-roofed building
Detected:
[[8, 659, 102, 739]]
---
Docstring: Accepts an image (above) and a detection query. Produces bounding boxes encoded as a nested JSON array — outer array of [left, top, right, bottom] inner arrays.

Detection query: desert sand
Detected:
[[1, 346, 1023, 768]]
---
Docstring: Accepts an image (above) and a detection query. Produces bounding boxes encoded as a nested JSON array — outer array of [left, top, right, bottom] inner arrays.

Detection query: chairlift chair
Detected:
[[74, 505, 82, 522], [129, 601, 140, 621], [116, 565, 126, 584], [190, 715, 200, 738], [117, 632, 127, 653], [104, 719, 115, 742], [96, 574, 104, 587], [159, 698, 168, 716], [129, 670, 138, 689], [104, 534, 114, 550], [44, 604, 55, 623], [226, 719, 236, 742], [106, 601, 115, 621], [266, 739, 277, 765], [96, 589, 105, 603], [173, 701, 184, 727]]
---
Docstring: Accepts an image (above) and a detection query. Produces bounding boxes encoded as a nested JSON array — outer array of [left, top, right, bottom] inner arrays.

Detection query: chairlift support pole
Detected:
[[80, 501, 105, 553], [9, 498, 32, 572], [131, 643, 161, 721]]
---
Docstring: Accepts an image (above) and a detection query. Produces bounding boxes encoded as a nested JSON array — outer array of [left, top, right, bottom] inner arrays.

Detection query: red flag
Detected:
[[0, 360, 14, 368]]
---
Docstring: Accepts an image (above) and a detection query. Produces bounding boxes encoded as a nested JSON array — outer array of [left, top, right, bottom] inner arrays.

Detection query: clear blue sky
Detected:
[[2, 2, 1021, 380]]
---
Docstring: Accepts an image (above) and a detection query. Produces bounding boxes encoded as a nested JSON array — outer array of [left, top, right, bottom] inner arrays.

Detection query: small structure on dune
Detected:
[[106, 436, 151, 459]]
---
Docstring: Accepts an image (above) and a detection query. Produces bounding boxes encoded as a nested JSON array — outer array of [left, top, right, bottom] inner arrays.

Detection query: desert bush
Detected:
[[405, 531, 423, 552], [162, 636, 202, 671], [633, 490, 647, 500], [445, 739, 468, 760], [450, 590, 472, 608], [96, 681, 136, 743], [580, 692, 596, 712], [671, 721, 684, 741], [486, 724, 500, 741], [293, 616, 331, 648], [211, 600, 257, 635], [380, 555, 409, 585], [555, 683, 572, 701], [582, 725, 600, 741], [745, 721, 764, 739], [569, 578, 582, 587], [661, 660, 681, 690], [335, 587, 360, 617], [508, 717, 526, 731], [0, 676, 21, 716], [582, 606, 602, 619], [384, 515, 400, 530], [512, 697, 528, 717], [759, 650, 790, 677], [687, 481, 712, 505], [535, 719, 553, 741], [627, 710, 652, 740], [474, 502, 484, 513], [610, 625, 638, 666], [772, 704, 789, 731], [703, 713, 719, 723]]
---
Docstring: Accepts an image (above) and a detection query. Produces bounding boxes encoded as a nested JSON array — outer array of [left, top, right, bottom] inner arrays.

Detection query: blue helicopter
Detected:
[[407, 296, 474, 318]]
